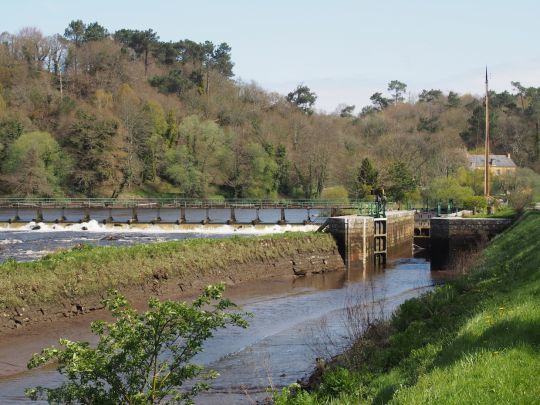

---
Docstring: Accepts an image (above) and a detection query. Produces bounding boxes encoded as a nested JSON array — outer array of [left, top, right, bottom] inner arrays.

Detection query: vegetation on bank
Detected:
[[0, 232, 334, 310], [463, 207, 518, 219], [278, 212, 540, 404]]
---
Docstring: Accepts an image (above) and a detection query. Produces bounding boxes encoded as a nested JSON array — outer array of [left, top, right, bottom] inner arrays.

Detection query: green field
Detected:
[[278, 212, 540, 404], [0, 232, 334, 311]]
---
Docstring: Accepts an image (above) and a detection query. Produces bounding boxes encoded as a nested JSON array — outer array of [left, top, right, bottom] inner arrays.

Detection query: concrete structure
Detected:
[[468, 154, 517, 176], [326, 211, 415, 267], [430, 217, 512, 269]]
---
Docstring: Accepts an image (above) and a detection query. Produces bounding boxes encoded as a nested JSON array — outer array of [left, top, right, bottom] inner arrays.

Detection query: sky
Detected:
[[3, 0, 540, 112]]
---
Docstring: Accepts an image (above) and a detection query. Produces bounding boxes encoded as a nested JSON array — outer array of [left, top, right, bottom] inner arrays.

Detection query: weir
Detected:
[[0, 199, 383, 225]]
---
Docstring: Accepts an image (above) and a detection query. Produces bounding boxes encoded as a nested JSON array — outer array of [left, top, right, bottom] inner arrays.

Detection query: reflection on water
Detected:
[[0, 251, 442, 404]]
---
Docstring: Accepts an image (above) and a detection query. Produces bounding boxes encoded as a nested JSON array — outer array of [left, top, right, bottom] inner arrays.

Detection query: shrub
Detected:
[[26, 284, 249, 404], [463, 195, 487, 212]]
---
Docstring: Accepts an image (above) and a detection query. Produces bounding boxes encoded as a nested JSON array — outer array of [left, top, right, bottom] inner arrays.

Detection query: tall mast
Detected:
[[484, 67, 490, 197]]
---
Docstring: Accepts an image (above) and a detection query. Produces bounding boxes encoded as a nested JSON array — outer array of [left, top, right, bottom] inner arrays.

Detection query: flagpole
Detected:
[[484, 68, 490, 197]]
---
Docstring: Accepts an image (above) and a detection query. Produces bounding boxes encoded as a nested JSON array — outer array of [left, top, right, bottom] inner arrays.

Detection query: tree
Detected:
[[64, 110, 124, 196], [360, 105, 379, 116], [83, 22, 109, 42], [0, 116, 24, 162], [114, 29, 159, 75], [275, 144, 291, 195], [2, 131, 66, 196], [387, 161, 416, 202], [26, 285, 249, 404], [164, 145, 204, 196], [64, 20, 85, 46], [447, 91, 460, 108], [149, 69, 192, 95], [417, 116, 440, 133], [511, 81, 527, 111], [369, 92, 390, 110], [286, 84, 317, 115], [425, 176, 474, 206], [356, 158, 378, 199], [418, 89, 442, 103], [388, 80, 407, 104], [339, 105, 355, 118]]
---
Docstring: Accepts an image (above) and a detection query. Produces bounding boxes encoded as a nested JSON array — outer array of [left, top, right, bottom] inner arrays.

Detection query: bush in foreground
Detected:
[[26, 284, 249, 404]]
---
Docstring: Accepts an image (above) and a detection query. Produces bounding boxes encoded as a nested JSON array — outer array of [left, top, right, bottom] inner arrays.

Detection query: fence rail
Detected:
[[0, 197, 387, 210]]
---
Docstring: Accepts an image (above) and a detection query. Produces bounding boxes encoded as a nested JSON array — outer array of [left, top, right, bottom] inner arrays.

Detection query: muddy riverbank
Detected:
[[0, 232, 343, 335]]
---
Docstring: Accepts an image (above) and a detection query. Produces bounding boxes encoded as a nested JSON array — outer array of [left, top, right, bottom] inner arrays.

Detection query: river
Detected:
[[0, 242, 441, 404]]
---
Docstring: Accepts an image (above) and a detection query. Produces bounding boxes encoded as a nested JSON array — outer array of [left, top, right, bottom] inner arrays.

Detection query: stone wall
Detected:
[[430, 217, 513, 269], [386, 211, 415, 249], [327, 211, 415, 266], [431, 217, 512, 241]]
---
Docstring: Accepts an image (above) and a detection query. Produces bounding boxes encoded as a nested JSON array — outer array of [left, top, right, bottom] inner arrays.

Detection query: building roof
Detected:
[[468, 154, 517, 168]]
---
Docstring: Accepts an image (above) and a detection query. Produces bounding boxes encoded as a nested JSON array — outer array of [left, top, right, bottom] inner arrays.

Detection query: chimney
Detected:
[[507, 152, 511, 159]]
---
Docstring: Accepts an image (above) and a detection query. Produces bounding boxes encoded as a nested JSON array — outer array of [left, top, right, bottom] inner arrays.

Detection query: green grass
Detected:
[[0, 232, 335, 310], [284, 212, 540, 404], [463, 207, 517, 219]]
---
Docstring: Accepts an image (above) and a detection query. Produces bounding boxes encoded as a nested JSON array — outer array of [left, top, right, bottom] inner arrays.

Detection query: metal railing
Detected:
[[0, 197, 391, 210]]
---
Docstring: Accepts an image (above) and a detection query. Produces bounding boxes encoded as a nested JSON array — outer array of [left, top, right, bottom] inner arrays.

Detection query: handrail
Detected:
[[0, 197, 392, 209]]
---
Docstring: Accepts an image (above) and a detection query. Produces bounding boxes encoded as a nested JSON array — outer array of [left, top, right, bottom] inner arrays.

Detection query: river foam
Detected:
[[0, 220, 319, 234]]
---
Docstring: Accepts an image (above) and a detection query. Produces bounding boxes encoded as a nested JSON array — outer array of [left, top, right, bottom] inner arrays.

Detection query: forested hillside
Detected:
[[0, 20, 539, 202]]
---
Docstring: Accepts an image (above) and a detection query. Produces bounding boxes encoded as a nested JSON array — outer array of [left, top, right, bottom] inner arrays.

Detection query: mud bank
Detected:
[[0, 233, 344, 334]]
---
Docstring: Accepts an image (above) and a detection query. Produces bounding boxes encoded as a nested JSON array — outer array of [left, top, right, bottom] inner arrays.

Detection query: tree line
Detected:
[[0, 20, 538, 204]]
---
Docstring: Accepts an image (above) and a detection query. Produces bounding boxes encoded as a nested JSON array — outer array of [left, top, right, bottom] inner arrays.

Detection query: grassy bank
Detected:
[[0, 232, 335, 310], [280, 212, 540, 404]]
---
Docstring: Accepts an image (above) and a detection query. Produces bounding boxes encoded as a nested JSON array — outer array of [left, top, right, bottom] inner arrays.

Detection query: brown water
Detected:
[[0, 251, 442, 404]]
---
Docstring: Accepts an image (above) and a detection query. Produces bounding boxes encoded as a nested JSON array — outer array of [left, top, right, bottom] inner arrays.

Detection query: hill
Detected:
[[0, 21, 539, 202]]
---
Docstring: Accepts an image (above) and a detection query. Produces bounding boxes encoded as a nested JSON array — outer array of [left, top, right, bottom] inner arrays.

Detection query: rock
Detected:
[[31, 225, 41, 230], [100, 235, 120, 241], [81, 226, 88, 231], [293, 267, 307, 276]]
